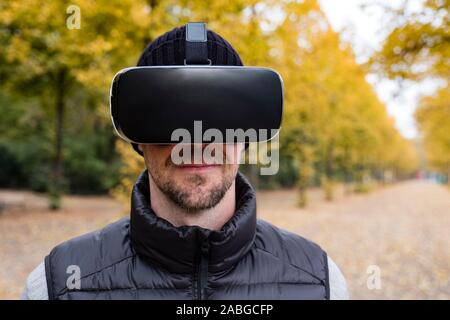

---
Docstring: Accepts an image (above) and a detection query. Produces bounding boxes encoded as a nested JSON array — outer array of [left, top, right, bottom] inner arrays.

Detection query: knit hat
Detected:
[[131, 25, 244, 156]]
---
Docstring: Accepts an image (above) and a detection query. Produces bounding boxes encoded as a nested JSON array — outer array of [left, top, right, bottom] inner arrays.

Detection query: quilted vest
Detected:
[[45, 171, 329, 299]]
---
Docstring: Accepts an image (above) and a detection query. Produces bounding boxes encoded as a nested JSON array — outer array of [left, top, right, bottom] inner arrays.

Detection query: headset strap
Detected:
[[185, 22, 210, 65]]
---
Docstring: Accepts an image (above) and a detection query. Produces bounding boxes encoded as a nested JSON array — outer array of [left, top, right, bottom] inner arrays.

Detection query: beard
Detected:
[[154, 172, 234, 212], [147, 153, 237, 212]]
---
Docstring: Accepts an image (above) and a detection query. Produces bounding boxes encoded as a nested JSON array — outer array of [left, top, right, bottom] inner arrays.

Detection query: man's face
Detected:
[[139, 143, 243, 212]]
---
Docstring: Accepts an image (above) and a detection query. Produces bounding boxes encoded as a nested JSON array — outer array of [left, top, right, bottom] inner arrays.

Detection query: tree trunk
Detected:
[[324, 141, 335, 201], [447, 164, 450, 187], [297, 183, 308, 208], [49, 69, 66, 210]]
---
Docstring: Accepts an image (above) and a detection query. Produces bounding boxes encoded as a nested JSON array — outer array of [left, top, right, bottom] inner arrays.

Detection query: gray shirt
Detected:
[[21, 256, 349, 300]]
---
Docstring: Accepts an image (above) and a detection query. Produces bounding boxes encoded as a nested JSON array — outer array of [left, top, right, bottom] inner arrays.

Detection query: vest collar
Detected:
[[130, 170, 257, 274]]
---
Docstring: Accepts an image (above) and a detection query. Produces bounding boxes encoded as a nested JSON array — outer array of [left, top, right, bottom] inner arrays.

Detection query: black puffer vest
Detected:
[[45, 171, 329, 299]]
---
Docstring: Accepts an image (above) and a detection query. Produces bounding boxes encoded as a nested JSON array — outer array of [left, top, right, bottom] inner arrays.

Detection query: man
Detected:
[[22, 25, 348, 300]]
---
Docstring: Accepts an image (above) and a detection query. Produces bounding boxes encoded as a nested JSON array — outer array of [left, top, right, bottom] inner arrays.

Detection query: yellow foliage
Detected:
[[415, 86, 450, 178], [0, 0, 422, 204]]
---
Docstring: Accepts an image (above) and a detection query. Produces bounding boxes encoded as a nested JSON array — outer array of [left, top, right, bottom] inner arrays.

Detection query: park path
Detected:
[[257, 180, 450, 299], [0, 180, 449, 299]]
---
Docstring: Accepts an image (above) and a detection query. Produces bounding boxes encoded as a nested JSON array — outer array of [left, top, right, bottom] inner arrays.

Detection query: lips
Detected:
[[178, 164, 220, 168], [176, 163, 221, 170]]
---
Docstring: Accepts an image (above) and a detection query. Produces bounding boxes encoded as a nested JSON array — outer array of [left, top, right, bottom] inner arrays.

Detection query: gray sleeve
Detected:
[[327, 256, 349, 300], [21, 261, 49, 300]]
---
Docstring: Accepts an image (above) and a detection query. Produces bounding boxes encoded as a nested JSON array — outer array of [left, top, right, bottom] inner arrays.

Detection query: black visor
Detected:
[[110, 65, 283, 144]]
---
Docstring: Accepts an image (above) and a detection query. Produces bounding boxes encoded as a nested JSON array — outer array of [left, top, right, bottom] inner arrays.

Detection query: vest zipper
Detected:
[[196, 239, 210, 300]]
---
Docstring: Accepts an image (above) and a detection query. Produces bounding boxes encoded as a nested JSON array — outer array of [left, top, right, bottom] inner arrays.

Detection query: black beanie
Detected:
[[131, 25, 244, 156]]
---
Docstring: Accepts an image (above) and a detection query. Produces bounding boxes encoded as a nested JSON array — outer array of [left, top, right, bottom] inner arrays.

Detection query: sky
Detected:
[[318, 0, 441, 139]]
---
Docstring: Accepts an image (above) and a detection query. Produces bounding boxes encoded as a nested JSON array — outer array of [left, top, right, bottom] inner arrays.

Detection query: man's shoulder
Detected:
[[45, 217, 134, 296], [22, 218, 132, 300], [255, 219, 349, 299], [255, 219, 328, 277], [49, 217, 131, 257], [255, 219, 327, 257]]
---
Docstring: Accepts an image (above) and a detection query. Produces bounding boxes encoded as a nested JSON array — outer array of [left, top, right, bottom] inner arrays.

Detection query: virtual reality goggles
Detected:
[[110, 22, 284, 144]]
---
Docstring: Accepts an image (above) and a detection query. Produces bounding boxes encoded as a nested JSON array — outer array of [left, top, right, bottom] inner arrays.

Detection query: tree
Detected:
[[415, 87, 450, 183], [0, 0, 153, 208], [369, 0, 449, 82], [1, 0, 417, 207], [271, 0, 417, 204], [369, 0, 448, 183]]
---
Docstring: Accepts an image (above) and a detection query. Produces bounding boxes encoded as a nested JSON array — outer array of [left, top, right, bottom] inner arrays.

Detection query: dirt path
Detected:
[[0, 192, 124, 299], [257, 180, 450, 299], [0, 180, 449, 299]]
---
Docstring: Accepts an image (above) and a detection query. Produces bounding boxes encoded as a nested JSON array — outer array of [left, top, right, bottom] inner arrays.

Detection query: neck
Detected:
[[148, 173, 236, 231]]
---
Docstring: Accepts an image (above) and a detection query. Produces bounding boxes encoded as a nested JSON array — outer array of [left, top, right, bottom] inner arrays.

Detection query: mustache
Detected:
[[165, 144, 239, 166]]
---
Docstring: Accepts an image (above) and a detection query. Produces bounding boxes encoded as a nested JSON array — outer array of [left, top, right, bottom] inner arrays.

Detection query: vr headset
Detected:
[[110, 22, 284, 144]]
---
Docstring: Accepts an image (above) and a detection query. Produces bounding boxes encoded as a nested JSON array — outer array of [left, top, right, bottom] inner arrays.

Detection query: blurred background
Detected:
[[0, 0, 449, 299]]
